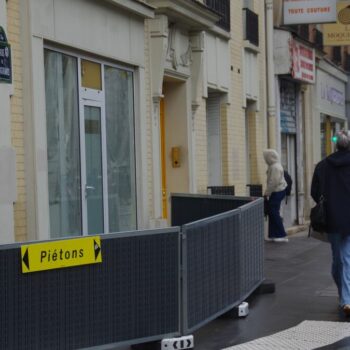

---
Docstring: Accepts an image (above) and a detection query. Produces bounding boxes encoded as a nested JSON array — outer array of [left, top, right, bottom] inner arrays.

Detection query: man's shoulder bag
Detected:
[[309, 161, 328, 242], [310, 195, 327, 233]]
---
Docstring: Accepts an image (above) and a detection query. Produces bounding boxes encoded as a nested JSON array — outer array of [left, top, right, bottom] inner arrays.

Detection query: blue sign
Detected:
[[0, 26, 12, 84]]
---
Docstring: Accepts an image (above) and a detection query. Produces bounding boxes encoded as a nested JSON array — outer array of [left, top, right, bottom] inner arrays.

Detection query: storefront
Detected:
[[315, 63, 347, 161], [274, 30, 315, 227], [21, 0, 153, 240]]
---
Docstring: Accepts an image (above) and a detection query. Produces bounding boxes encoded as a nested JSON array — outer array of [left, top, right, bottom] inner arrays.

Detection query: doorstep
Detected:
[[286, 224, 309, 236]]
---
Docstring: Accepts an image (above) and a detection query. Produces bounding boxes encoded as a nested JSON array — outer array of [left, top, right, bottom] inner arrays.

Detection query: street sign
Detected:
[[0, 26, 11, 84], [161, 335, 194, 350], [21, 236, 102, 273], [324, 1, 350, 46]]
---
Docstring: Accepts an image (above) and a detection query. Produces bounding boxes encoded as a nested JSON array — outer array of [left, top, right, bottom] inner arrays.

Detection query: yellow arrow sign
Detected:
[[21, 236, 102, 273]]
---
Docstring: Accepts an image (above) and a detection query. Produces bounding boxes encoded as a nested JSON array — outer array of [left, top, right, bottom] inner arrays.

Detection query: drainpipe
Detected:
[[265, 0, 277, 150]]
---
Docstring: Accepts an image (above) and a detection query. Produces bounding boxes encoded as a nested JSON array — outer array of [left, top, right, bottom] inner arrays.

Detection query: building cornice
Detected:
[[103, 0, 155, 18], [148, 0, 220, 30]]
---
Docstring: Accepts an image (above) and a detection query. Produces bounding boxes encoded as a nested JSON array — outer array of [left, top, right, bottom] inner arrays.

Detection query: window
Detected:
[[44, 49, 137, 237]]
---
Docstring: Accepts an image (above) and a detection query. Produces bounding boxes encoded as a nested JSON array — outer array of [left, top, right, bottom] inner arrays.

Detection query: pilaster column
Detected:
[[266, 0, 277, 150], [149, 15, 168, 221], [0, 0, 16, 243]]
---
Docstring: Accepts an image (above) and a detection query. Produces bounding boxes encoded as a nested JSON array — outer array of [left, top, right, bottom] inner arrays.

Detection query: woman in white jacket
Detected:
[[263, 149, 288, 242]]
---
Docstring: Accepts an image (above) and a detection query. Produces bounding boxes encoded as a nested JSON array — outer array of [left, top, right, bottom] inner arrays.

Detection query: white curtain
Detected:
[[105, 66, 136, 232], [44, 49, 82, 237]]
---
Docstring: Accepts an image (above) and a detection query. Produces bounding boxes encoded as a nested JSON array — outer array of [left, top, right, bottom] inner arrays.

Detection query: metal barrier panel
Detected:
[[182, 209, 241, 334], [0, 229, 180, 350], [171, 193, 251, 226], [238, 198, 265, 298]]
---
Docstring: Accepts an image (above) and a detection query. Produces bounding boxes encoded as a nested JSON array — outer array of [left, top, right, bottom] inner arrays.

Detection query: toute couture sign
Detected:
[[283, 0, 337, 25]]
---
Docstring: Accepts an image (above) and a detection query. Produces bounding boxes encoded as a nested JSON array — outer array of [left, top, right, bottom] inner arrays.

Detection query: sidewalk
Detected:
[[194, 231, 346, 349]]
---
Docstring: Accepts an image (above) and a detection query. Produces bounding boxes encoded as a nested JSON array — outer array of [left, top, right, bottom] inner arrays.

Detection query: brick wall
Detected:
[[7, 0, 27, 242]]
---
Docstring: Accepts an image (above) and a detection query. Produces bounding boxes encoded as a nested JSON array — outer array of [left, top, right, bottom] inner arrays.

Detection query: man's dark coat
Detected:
[[311, 150, 350, 235]]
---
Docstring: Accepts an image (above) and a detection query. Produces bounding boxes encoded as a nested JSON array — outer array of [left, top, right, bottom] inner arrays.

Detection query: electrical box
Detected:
[[171, 147, 180, 168]]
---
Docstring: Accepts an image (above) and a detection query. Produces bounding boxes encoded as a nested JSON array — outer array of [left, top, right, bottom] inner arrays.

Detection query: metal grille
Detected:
[[298, 24, 309, 41], [205, 0, 230, 31], [244, 8, 259, 46], [246, 184, 263, 197], [0, 229, 180, 350], [207, 186, 235, 196], [332, 46, 341, 65], [314, 29, 323, 51]]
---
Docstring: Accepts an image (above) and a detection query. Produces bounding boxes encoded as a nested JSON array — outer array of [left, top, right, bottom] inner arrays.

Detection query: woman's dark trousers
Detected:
[[268, 190, 287, 238]]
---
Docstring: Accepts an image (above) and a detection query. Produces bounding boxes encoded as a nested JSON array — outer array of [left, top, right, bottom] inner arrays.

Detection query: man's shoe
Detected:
[[273, 237, 289, 243], [343, 304, 350, 317], [265, 237, 274, 242]]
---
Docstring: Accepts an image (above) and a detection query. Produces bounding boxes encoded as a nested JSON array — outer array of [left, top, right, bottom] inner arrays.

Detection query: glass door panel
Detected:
[[84, 105, 104, 234]]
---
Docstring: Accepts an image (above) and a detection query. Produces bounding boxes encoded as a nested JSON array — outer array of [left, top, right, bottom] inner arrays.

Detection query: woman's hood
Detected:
[[263, 149, 280, 165]]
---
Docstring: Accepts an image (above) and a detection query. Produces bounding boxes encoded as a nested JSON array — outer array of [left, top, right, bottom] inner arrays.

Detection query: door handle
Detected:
[[85, 185, 95, 197]]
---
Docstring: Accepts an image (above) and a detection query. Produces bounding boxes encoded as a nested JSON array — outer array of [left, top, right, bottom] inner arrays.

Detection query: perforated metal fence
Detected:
[[182, 209, 241, 333], [238, 200, 264, 298], [171, 193, 251, 226], [0, 229, 181, 350], [178, 196, 264, 334], [0, 196, 265, 349]]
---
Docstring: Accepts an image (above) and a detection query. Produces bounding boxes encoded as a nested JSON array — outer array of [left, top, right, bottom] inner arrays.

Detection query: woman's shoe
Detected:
[[273, 237, 289, 242]]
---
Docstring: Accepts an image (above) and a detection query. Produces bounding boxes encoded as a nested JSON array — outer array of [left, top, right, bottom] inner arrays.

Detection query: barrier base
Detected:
[[256, 279, 276, 294], [131, 341, 160, 349]]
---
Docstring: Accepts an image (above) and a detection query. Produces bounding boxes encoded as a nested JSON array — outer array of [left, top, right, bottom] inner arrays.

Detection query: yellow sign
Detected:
[[323, 1, 350, 46], [21, 236, 102, 273]]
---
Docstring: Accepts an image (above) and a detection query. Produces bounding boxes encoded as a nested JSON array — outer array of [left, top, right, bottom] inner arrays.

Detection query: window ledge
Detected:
[[149, 0, 220, 30], [103, 0, 155, 18], [243, 40, 260, 54]]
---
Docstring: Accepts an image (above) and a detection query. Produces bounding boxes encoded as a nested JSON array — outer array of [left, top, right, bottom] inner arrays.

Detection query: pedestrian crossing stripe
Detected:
[[222, 320, 350, 350]]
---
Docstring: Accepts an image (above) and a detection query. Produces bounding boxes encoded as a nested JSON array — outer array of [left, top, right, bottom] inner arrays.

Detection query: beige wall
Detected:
[[144, 18, 155, 220], [194, 99, 208, 193], [164, 81, 190, 198], [191, 0, 268, 196], [223, 0, 268, 195], [7, 0, 27, 242]]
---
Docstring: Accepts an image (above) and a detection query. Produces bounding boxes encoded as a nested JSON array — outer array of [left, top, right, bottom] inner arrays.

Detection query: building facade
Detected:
[[0, 0, 271, 243]]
